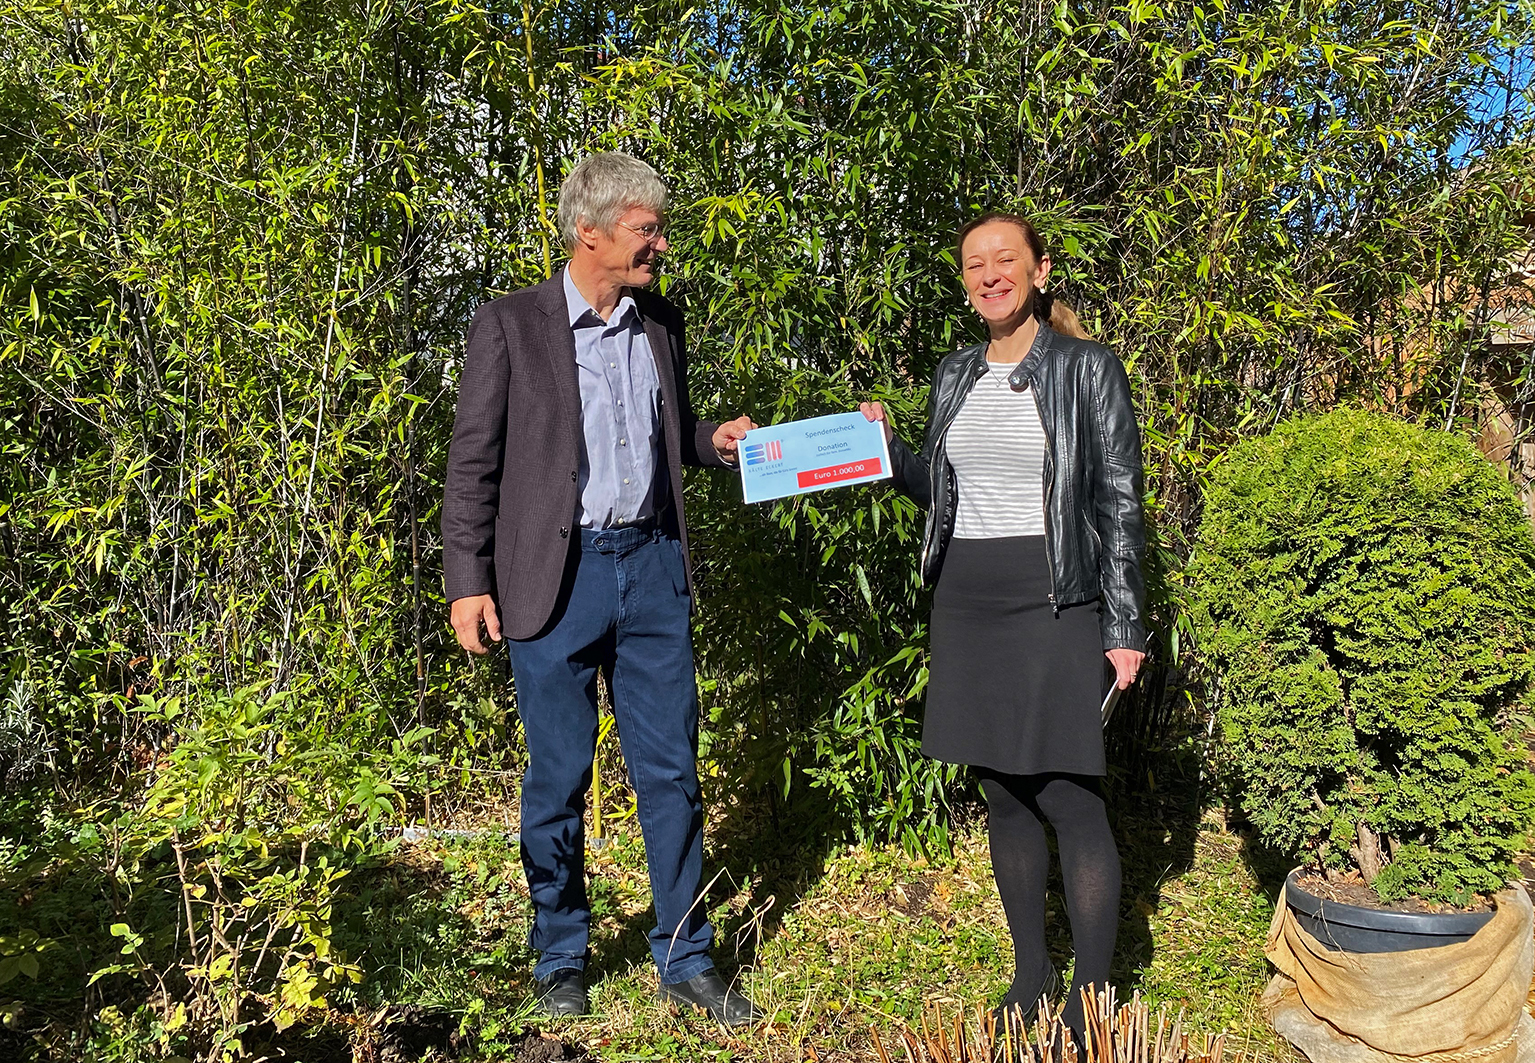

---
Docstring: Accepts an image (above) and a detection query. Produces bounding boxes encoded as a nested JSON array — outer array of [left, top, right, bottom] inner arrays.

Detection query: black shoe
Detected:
[[534, 968, 588, 1017], [659, 969, 761, 1027], [991, 964, 1061, 1029]]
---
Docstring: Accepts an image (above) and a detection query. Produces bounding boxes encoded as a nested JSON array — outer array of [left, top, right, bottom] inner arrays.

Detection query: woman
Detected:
[[861, 212, 1146, 1034]]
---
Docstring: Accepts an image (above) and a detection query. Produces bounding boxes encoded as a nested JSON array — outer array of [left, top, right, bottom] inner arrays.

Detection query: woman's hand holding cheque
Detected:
[[859, 401, 894, 442]]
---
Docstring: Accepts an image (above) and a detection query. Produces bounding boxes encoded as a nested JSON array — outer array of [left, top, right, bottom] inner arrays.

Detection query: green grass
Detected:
[[318, 801, 1289, 1061], [3, 783, 1295, 1061]]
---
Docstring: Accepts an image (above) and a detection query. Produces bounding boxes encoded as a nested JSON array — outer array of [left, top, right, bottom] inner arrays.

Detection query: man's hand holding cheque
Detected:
[[712, 415, 757, 464]]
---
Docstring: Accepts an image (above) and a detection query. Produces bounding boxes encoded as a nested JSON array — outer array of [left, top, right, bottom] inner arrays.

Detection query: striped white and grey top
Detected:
[[946, 362, 1048, 539]]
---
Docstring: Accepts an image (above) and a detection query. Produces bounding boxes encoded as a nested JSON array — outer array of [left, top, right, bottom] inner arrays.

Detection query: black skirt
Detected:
[[922, 535, 1107, 776]]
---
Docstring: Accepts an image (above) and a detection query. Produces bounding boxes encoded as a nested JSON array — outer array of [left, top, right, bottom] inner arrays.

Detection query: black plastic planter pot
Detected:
[[1284, 870, 1495, 953]]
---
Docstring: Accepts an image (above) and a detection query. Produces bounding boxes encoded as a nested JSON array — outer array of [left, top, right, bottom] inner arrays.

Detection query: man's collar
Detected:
[[562, 264, 636, 328]]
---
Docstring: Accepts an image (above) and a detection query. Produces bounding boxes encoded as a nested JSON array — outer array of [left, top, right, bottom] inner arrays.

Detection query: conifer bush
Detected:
[[1189, 410, 1535, 903]]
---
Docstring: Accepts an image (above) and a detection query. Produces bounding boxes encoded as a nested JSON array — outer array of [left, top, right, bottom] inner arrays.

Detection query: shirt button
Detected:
[[617, 400, 624, 407], [619, 438, 626, 446], [623, 478, 631, 485], [609, 362, 616, 368]]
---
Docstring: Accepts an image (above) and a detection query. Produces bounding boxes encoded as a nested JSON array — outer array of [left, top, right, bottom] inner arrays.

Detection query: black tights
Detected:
[[979, 770, 1121, 1033]]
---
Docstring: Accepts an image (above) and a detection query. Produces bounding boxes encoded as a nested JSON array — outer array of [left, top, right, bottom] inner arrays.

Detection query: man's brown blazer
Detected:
[[442, 273, 727, 640]]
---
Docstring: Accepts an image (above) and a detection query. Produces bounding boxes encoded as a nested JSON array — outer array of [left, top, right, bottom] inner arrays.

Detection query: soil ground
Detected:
[[1292, 872, 1496, 914]]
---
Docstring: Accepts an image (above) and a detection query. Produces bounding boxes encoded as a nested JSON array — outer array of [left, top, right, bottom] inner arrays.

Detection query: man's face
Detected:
[[579, 206, 669, 290]]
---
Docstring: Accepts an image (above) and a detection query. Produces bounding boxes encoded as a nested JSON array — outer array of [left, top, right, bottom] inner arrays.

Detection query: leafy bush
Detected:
[[1189, 410, 1535, 903], [71, 686, 433, 1055]]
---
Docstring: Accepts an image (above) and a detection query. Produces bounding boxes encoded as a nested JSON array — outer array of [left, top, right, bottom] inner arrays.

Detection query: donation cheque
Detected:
[[739, 411, 893, 505]]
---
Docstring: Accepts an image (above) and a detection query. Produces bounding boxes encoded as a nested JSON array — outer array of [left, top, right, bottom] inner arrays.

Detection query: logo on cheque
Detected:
[[743, 440, 782, 466]]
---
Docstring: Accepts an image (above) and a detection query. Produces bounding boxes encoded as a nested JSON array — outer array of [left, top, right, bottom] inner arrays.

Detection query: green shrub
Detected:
[[1189, 409, 1535, 903]]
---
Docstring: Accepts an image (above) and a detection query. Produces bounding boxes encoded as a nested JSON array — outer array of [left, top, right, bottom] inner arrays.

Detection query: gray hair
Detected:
[[556, 153, 668, 250]]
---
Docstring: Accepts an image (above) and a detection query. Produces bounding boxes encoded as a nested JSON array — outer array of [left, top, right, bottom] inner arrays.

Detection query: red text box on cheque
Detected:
[[797, 458, 883, 489]]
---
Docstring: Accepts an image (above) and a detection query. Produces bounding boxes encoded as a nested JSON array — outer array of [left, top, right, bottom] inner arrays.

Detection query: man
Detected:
[[441, 153, 759, 1025]]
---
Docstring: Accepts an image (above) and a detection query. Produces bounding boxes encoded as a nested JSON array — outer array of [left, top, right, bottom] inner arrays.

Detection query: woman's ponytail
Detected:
[[1045, 294, 1091, 340]]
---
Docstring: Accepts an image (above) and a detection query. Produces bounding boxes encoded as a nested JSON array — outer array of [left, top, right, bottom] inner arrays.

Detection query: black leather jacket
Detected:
[[889, 324, 1147, 652]]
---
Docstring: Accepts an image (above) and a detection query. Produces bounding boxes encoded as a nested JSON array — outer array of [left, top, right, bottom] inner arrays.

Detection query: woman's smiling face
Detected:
[[960, 220, 1052, 330]]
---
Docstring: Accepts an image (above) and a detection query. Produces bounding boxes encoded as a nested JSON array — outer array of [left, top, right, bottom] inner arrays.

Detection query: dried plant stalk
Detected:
[[868, 992, 1233, 1063]]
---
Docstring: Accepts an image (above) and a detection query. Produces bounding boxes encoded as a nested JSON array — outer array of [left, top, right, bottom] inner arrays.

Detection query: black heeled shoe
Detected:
[[991, 963, 1062, 1030]]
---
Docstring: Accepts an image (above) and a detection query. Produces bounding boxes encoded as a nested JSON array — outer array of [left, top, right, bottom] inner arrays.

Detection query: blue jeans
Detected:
[[507, 525, 714, 984]]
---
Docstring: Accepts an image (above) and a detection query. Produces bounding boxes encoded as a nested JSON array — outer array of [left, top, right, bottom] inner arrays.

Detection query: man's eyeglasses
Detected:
[[617, 219, 667, 243]]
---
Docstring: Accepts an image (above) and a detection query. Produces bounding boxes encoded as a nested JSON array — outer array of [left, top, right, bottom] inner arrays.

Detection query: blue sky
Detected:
[[1452, 43, 1534, 160]]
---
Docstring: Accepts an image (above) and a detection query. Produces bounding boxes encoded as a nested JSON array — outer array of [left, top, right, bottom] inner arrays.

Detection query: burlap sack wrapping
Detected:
[[1262, 881, 1534, 1063]]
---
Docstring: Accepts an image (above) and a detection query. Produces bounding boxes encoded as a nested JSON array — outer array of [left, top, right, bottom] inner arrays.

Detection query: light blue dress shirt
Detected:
[[563, 266, 664, 529]]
